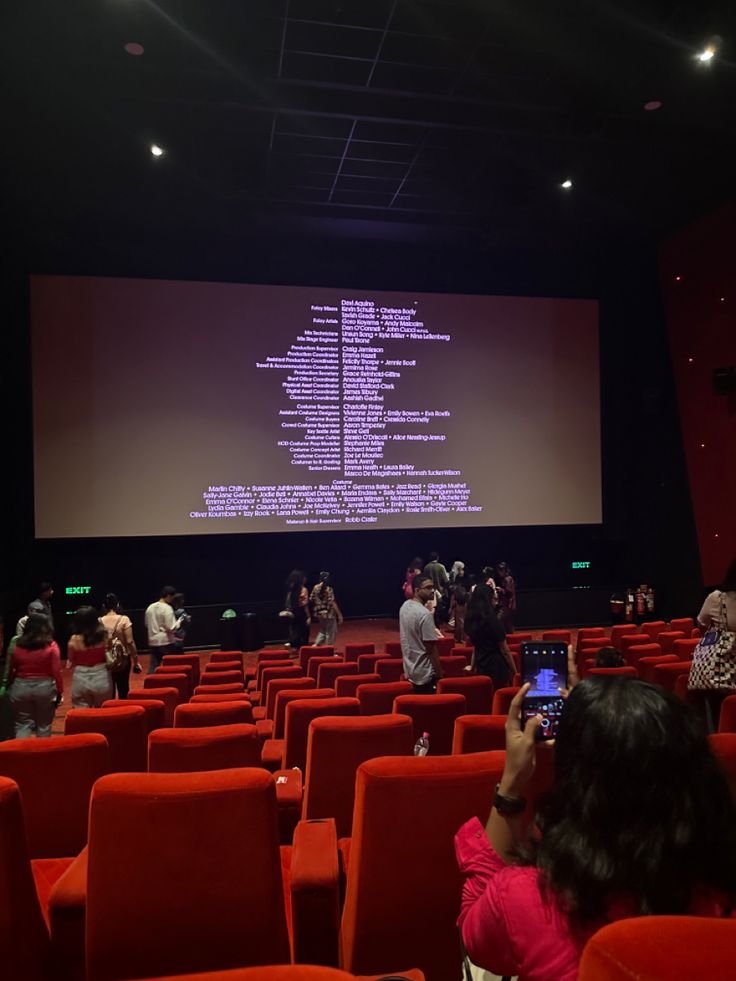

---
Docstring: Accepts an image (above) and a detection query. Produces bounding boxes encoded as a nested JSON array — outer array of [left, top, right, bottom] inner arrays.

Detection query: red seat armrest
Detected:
[[290, 817, 340, 967], [261, 738, 285, 771]]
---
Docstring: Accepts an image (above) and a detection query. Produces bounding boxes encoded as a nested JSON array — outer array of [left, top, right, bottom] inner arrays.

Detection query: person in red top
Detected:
[[456, 667, 736, 981], [67, 606, 113, 708], [8, 613, 63, 738]]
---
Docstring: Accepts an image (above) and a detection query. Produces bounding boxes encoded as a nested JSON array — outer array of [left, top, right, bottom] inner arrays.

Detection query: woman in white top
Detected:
[[696, 559, 736, 731], [100, 593, 140, 699]]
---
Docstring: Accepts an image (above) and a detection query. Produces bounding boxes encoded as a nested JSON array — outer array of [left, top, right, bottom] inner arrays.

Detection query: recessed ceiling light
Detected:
[[697, 46, 716, 62], [124, 42, 144, 56], [560, 179, 573, 190], [644, 100, 662, 111], [150, 144, 164, 157]]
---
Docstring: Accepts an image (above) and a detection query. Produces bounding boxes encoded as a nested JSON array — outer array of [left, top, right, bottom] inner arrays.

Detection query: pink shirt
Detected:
[[455, 817, 731, 981], [12, 641, 63, 693]]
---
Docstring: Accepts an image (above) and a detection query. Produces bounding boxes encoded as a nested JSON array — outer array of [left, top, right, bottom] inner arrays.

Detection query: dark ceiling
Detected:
[[3, 0, 736, 255]]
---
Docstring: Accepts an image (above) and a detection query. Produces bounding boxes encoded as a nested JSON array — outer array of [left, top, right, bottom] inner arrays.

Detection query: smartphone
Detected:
[[520, 642, 568, 740]]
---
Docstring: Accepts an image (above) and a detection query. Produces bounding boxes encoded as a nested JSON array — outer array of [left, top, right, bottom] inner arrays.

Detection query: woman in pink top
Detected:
[[8, 613, 63, 737], [456, 666, 736, 981], [67, 606, 113, 708]]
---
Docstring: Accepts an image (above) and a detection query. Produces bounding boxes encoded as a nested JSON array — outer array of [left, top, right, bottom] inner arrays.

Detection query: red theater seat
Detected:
[[636, 653, 677, 682], [673, 637, 700, 661], [452, 645, 474, 664], [144, 673, 189, 704], [670, 617, 695, 637], [65, 706, 147, 773], [308, 655, 339, 681], [357, 653, 385, 674], [579, 916, 736, 981], [610, 624, 638, 648], [209, 651, 245, 670], [303, 714, 415, 836], [576, 627, 606, 651], [262, 697, 359, 773], [578, 637, 610, 652], [587, 666, 638, 678], [385, 641, 403, 659], [452, 715, 507, 754], [252, 665, 303, 705], [719, 695, 736, 733], [148, 724, 262, 772], [136, 967, 425, 981], [374, 658, 404, 683], [271, 688, 334, 742], [299, 646, 334, 673], [623, 643, 661, 669], [344, 643, 374, 662], [542, 630, 571, 643], [200, 670, 244, 688], [0, 777, 52, 981], [0, 734, 109, 858], [175, 701, 254, 727], [492, 686, 521, 714], [85, 770, 291, 980], [357, 681, 412, 716], [318, 660, 358, 689], [245, 650, 291, 683], [155, 664, 194, 696], [619, 634, 651, 662], [129, 688, 179, 727], [435, 638, 455, 657], [653, 660, 693, 691], [339, 752, 505, 980], [202, 661, 243, 679], [438, 655, 467, 678], [438, 676, 493, 714], [392, 694, 466, 756], [258, 676, 315, 721], [505, 632, 532, 645], [161, 654, 201, 686], [657, 630, 687, 655], [335, 673, 381, 698], [710, 733, 736, 798], [103, 698, 166, 735], [190, 693, 251, 703], [194, 683, 244, 696], [639, 620, 667, 642], [249, 660, 294, 693]]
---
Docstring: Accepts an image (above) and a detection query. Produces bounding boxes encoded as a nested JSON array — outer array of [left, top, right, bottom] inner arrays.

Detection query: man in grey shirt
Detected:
[[399, 579, 442, 694], [28, 582, 54, 632], [423, 552, 449, 593]]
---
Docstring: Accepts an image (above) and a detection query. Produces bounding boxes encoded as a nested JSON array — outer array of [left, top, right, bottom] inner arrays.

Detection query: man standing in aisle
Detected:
[[28, 583, 55, 632], [145, 586, 178, 673], [423, 552, 449, 593], [399, 578, 442, 694]]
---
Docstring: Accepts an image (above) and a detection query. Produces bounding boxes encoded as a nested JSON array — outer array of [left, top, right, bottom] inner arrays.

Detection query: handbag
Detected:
[[105, 616, 132, 672], [687, 593, 736, 691]]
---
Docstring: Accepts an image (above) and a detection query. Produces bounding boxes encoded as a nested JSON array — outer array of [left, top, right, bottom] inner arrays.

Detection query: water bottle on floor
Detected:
[[413, 731, 430, 756]]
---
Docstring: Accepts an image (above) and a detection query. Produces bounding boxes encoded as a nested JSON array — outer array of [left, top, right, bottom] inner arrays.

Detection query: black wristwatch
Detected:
[[494, 783, 526, 816]]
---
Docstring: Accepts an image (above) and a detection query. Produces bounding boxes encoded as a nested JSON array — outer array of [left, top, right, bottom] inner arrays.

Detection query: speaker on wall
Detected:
[[712, 366, 736, 396]]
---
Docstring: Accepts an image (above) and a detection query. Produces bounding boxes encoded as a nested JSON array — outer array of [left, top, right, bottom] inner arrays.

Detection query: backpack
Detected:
[[105, 617, 131, 672]]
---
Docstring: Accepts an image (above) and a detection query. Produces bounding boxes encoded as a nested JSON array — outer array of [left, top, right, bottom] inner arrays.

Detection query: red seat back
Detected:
[[86, 770, 290, 980], [623, 642, 661, 668], [0, 733, 109, 857], [357, 653, 385, 674], [657, 630, 687, 655], [199, 670, 244, 688], [317, 661, 358, 689], [719, 695, 736, 733], [65, 706, 147, 773], [307, 656, 338, 681], [334, 673, 381, 699], [175, 701, 254, 727], [161, 653, 201, 686], [303, 714, 415, 836], [452, 645, 474, 664], [298, 646, 334, 673], [670, 617, 695, 637], [283, 698, 360, 770], [435, 637, 455, 658], [357, 681, 412, 716], [374, 658, 404, 683], [492, 686, 521, 714], [619, 634, 651, 661], [579, 916, 736, 981], [254, 660, 293, 691], [587, 666, 638, 678], [636, 653, 676, 683], [438, 655, 467, 678], [209, 651, 246, 670], [639, 621, 666, 642], [190, 693, 252, 704], [0, 777, 51, 979], [653, 660, 693, 691], [257, 665, 302, 698], [341, 752, 505, 981], [272, 688, 334, 740], [505, 632, 532, 645], [710, 733, 736, 799], [452, 714, 507, 754], [144, 673, 189, 704], [384, 641, 403, 659], [103, 698, 166, 735], [264, 676, 315, 719], [576, 627, 606, 651], [610, 624, 638, 648], [128, 687, 179, 727], [193, 683, 244, 696], [542, 630, 571, 643], [202, 661, 243, 677], [673, 638, 700, 660], [148, 724, 261, 772], [392, 694, 466, 756], [344, 643, 374, 662], [155, 665, 194, 698], [439, 676, 493, 714]]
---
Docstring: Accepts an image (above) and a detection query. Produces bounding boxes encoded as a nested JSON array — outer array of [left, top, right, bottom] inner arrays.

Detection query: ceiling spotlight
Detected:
[[560, 179, 573, 190], [150, 144, 164, 158], [697, 46, 716, 62]]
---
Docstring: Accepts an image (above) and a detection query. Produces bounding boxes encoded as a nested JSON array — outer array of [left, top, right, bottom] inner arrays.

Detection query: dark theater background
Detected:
[[2, 1, 735, 643]]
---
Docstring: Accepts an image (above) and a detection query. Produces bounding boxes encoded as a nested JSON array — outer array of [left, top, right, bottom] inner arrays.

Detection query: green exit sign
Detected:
[[571, 561, 591, 570], [65, 585, 92, 595]]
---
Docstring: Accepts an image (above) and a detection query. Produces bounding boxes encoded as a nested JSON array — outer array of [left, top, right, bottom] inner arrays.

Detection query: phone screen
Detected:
[[520, 642, 568, 740]]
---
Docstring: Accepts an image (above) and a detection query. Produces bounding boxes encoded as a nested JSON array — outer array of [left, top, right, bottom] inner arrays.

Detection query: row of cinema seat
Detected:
[[3, 737, 735, 981]]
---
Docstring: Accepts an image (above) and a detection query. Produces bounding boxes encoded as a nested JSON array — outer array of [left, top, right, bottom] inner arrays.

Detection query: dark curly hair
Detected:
[[524, 678, 736, 924]]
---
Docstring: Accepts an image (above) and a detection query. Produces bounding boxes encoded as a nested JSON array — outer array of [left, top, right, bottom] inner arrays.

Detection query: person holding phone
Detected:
[[454, 666, 736, 981]]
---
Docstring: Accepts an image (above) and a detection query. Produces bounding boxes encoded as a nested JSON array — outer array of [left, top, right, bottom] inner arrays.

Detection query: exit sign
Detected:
[[65, 585, 92, 595], [571, 561, 591, 570]]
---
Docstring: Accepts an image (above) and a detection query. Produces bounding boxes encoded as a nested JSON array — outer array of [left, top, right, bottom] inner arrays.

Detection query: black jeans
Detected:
[[411, 678, 438, 695], [112, 663, 132, 699], [148, 644, 176, 674]]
